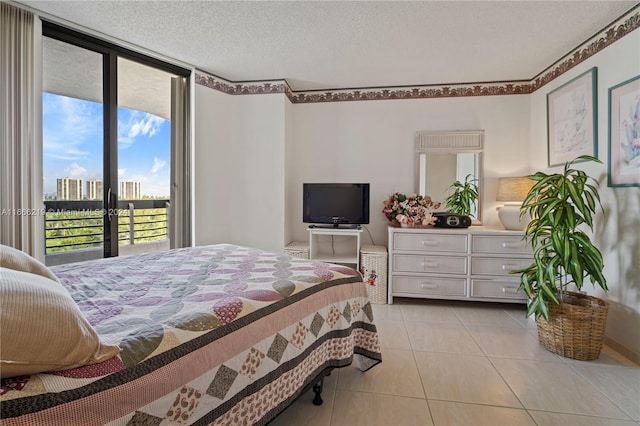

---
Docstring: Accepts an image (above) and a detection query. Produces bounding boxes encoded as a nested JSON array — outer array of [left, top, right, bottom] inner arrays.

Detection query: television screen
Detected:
[[303, 183, 370, 227]]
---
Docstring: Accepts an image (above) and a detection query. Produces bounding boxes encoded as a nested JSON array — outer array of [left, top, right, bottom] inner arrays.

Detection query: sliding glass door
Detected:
[[117, 58, 174, 256], [42, 35, 108, 264], [42, 22, 190, 265]]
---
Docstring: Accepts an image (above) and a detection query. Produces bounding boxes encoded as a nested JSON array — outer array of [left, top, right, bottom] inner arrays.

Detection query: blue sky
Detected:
[[43, 92, 170, 198]]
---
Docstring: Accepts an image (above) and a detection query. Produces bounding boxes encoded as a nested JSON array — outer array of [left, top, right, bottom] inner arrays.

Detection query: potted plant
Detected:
[[444, 174, 479, 217], [513, 155, 609, 360]]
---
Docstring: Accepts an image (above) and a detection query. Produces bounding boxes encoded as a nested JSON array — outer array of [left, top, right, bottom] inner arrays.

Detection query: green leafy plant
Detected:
[[513, 155, 608, 320], [444, 174, 478, 216]]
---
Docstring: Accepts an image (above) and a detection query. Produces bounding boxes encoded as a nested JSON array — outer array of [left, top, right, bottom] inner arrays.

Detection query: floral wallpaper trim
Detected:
[[195, 7, 639, 104], [531, 7, 640, 92], [194, 73, 293, 98]]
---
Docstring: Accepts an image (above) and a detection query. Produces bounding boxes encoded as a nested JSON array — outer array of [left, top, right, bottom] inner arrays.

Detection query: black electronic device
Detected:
[[433, 213, 472, 228], [303, 183, 370, 227]]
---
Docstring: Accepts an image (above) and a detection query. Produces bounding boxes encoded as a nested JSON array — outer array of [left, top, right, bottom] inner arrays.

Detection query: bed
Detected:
[[0, 243, 381, 425]]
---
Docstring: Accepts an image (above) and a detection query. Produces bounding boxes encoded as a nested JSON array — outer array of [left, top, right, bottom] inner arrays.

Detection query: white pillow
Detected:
[[0, 244, 59, 282], [0, 268, 120, 378]]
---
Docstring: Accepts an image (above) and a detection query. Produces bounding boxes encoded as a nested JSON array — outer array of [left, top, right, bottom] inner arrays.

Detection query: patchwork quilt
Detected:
[[0, 244, 381, 425]]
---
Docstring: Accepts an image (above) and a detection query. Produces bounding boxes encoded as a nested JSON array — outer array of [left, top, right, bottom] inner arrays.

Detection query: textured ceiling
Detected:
[[17, 0, 640, 91]]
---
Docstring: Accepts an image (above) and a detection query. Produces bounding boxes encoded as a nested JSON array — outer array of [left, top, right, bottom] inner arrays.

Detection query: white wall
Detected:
[[528, 29, 640, 358], [194, 85, 287, 252], [288, 95, 530, 247], [193, 28, 638, 359], [284, 98, 295, 247]]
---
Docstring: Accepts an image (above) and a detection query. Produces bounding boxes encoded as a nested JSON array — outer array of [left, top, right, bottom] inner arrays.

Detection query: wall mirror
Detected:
[[415, 130, 484, 224]]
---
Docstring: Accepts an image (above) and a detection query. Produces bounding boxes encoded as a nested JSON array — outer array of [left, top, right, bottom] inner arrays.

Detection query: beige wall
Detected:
[[288, 95, 530, 246], [193, 27, 639, 360], [528, 29, 640, 358], [194, 86, 287, 252]]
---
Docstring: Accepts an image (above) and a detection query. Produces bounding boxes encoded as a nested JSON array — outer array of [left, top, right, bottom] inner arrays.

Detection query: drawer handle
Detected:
[[502, 242, 520, 248], [421, 262, 439, 269], [421, 240, 438, 246], [501, 287, 519, 294], [421, 283, 438, 289], [501, 264, 518, 271]]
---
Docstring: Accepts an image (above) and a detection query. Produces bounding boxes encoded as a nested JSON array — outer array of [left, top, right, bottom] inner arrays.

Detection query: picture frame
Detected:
[[608, 74, 640, 187], [547, 67, 598, 167]]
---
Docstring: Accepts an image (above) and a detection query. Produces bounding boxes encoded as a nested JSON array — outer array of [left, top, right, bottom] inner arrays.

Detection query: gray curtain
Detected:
[[1, 2, 43, 259], [169, 76, 191, 248]]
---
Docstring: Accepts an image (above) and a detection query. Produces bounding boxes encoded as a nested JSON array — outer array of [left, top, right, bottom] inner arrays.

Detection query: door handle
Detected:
[[107, 187, 115, 222]]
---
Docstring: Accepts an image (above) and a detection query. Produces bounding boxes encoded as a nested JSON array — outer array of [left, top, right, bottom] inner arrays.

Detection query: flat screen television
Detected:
[[303, 183, 370, 227]]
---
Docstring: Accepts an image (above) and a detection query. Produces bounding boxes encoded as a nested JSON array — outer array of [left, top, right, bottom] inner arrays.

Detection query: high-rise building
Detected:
[[120, 181, 141, 199], [86, 179, 103, 200], [56, 177, 83, 200]]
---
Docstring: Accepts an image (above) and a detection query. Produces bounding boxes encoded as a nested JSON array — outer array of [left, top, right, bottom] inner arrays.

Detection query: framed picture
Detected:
[[608, 74, 640, 187], [547, 67, 598, 167]]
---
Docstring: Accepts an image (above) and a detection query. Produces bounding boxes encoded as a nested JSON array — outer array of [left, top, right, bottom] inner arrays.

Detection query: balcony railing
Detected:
[[44, 199, 170, 264]]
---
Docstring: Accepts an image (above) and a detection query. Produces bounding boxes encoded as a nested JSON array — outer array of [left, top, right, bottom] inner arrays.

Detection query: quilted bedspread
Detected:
[[0, 244, 381, 425]]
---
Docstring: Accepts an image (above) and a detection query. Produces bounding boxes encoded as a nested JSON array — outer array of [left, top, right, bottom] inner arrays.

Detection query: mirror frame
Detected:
[[415, 130, 484, 224]]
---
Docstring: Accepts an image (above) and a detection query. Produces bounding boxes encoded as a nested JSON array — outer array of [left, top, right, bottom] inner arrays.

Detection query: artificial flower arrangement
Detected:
[[382, 192, 442, 227]]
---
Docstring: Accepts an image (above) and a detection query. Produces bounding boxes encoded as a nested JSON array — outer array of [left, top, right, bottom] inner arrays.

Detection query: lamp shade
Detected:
[[496, 177, 534, 202]]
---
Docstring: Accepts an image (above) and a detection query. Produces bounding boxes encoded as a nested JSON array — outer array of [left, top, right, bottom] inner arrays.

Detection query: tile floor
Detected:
[[270, 298, 640, 426]]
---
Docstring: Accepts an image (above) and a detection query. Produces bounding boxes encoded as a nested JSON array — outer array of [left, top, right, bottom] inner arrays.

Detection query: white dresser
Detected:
[[387, 225, 532, 304]]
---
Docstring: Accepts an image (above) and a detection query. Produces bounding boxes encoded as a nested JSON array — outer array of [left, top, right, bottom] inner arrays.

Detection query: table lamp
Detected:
[[496, 177, 534, 230]]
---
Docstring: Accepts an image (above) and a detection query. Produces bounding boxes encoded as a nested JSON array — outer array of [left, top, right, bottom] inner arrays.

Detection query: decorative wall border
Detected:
[[531, 5, 640, 92], [195, 5, 639, 104], [194, 73, 291, 96]]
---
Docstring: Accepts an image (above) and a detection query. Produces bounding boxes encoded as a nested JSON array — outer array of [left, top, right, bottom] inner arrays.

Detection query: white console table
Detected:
[[308, 227, 362, 270], [387, 225, 532, 304]]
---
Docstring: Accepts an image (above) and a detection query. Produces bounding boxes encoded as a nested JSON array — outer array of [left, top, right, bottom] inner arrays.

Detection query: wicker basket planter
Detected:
[[536, 291, 609, 361]]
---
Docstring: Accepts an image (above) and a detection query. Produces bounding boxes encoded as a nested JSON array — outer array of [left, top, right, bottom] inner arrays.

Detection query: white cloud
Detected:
[[118, 112, 165, 149], [43, 94, 101, 161], [128, 113, 165, 138], [64, 163, 87, 179], [151, 157, 166, 174], [118, 168, 127, 177]]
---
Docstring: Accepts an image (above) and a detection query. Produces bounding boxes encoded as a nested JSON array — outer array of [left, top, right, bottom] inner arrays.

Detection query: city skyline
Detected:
[[43, 92, 171, 198], [54, 177, 148, 200]]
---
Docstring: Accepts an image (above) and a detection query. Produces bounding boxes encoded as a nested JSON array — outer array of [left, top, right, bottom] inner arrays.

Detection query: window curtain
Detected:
[[1, 3, 43, 259], [169, 76, 192, 248]]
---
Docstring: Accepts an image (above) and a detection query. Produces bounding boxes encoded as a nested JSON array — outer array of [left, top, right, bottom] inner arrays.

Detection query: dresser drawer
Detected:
[[470, 279, 527, 300], [393, 276, 467, 297], [471, 257, 532, 276], [393, 254, 467, 274], [394, 233, 467, 253], [471, 235, 532, 255]]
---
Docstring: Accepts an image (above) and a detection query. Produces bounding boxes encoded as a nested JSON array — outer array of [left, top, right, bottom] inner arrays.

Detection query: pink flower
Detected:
[[383, 192, 442, 226], [395, 214, 409, 224]]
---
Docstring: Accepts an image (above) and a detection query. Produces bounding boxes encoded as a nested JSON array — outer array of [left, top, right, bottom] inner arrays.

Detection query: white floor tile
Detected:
[[405, 321, 483, 354], [491, 358, 632, 419], [373, 318, 412, 350], [414, 351, 522, 408], [528, 410, 639, 426], [454, 304, 527, 328], [331, 390, 433, 426], [428, 400, 536, 426], [372, 303, 404, 321], [273, 302, 639, 425], [465, 324, 563, 361], [337, 348, 425, 398], [569, 363, 640, 421], [400, 302, 462, 324]]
